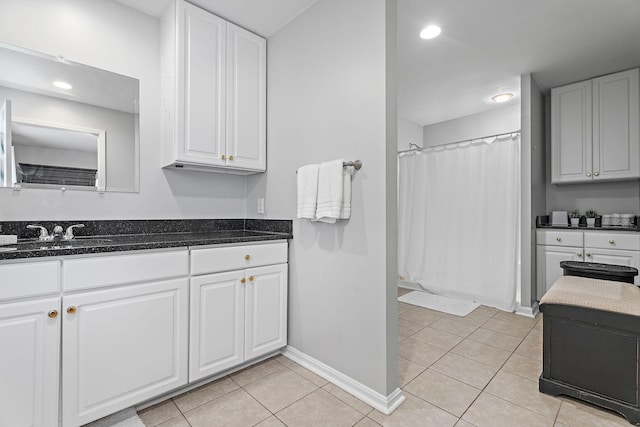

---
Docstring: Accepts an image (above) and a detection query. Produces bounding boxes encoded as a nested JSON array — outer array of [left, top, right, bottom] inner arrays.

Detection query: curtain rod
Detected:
[[397, 130, 521, 154]]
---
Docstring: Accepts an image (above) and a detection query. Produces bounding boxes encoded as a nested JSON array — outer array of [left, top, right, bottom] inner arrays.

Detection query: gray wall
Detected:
[[521, 74, 546, 310], [397, 116, 422, 151], [422, 104, 520, 147], [246, 0, 398, 397], [0, 0, 246, 220]]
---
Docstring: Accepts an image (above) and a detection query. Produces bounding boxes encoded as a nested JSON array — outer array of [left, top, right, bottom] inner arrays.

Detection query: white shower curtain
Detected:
[[398, 133, 521, 311]]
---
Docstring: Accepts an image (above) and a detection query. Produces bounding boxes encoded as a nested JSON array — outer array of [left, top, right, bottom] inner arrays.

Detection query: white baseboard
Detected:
[[282, 346, 406, 415], [515, 302, 540, 318]]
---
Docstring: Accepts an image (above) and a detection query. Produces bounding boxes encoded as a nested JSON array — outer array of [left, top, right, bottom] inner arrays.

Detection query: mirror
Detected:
[[0, 42, 139, 192]]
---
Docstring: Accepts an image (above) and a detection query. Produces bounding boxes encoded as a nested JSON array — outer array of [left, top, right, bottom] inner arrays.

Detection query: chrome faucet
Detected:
[[27, 223, 85, 241], [51, 226, 64, 243], [27, 225, 51, 241], [64, 224, 85, 240]]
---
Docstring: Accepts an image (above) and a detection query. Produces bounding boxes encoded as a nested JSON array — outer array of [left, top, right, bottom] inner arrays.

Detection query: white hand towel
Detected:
[[296, 164, 320, 219], [314, 159, 344, 223], [339, 166, 355, 219]]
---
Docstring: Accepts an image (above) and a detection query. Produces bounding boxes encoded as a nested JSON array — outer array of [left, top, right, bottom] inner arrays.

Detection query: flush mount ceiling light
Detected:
[[491, 92, 513, 103], [420, 25, 441, 40], [53, 80, 72, 90]]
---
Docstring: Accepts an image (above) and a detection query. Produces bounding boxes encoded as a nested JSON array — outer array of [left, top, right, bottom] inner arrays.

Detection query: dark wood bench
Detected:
[[539, 275, 640, 425]]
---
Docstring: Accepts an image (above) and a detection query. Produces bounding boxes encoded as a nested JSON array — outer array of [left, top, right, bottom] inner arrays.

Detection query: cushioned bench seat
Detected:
[[539, 276, 640, 425]]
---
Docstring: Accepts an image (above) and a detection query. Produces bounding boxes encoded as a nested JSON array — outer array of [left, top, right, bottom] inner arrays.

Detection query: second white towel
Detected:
[[314, 159, 344, 223]]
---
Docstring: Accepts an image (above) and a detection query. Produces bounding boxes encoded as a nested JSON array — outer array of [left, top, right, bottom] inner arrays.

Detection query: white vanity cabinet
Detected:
[[161, 0, 266, 174], [61, 249, 189, 427], [189, 242, 288, 382], [551, 68, 639, 183], [536, 230, 640, 300], [0, 261, 60, 427]]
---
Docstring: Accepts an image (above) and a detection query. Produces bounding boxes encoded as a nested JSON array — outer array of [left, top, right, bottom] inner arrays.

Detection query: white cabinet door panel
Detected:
[[189, 271, 244, 382], [585, 248, 640, 286], [551, 80, 592, 183], [245, 264, 287, 360], [0, 297, 60, 427], [178, 1, 226, 165], [226, 22, 266, 171], [62, 278, 188, 426], [536, 245, 582, 300], [593, 68, 639, 180]]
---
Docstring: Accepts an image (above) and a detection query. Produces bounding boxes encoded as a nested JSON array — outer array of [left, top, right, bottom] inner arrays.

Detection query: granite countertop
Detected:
[[537, 224, 640, 232], [0, 219, 292, 261]]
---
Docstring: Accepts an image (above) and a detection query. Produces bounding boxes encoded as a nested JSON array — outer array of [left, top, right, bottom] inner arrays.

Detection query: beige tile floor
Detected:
[[137, 288, 631, 426]]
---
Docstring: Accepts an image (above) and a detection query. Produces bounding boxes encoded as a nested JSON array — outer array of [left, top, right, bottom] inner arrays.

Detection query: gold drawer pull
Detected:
[[67, 306, 76, 314], [241, 277, 246, 284], [48, 310, 58, 319], [229, 155, 234, 161], [577, 252, 582, 257], [221, 154, 226, 160], [586, 253, 592, 257], [609, 240, 615, 244], [556, 237, 561, 242], [249, 276, 254, 282], [245, 254, 251, 261]]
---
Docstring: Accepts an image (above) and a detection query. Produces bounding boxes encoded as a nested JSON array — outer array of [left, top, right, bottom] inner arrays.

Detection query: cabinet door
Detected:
[[592, 68, 640, 181], [62, 278, 188, 426], [189, 271, 244, 382], [551, 80, 592, 183], [176, 0, 226, 166], [585, 248, 640, 286], [0, 297, 60, 427], [225, 22, 266, 171], [536, 245, 582, 300], [245, 264, 288, 360]]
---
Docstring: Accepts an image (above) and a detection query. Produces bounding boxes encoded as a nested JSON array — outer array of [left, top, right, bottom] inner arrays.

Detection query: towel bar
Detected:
[[296, 160, 362, 174]]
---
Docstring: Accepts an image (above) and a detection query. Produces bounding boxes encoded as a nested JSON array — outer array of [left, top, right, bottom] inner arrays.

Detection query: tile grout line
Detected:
[[400, 304, 548, 425]]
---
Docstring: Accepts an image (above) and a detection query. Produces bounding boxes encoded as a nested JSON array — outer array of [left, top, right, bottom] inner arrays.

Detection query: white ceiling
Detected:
[[398, 0, 640, 125], [115, 0, 640, 127]]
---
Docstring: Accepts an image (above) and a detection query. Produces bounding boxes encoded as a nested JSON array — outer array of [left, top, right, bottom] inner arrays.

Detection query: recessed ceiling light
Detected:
[[53, 81, 72, 90], [420, 25, 441, 40], [491, 93, 513, 103]]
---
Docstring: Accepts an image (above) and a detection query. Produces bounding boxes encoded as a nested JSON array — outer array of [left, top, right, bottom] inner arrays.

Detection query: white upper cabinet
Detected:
[[161, 0, 266, 174], [551, 68, 639, 184]]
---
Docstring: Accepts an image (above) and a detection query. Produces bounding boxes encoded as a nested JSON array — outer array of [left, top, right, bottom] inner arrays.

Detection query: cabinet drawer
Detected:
[[63, 249, 189, 291], [0, 260, 60, 301], [584, 232, 640, 251], [191, 242, 288, 275], [537, 230, 583, 247]]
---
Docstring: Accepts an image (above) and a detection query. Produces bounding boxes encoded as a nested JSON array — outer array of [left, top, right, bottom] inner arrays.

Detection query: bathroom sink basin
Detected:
[[14, 238, 113, 251]]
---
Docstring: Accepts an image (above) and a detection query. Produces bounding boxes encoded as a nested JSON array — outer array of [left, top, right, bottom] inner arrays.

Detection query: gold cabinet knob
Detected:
[[249, 276, 254, 282], [609, 240, 615, 244], [556, 237, 561, 242], [586, 172, 592, 177], [586, 253, 592, 257], [229, 155, 234, 161], [577, 252, 582, 257], [48, 310, 58, 319], [594, 171, 600, 176], [67, 306, 76, 314], [245, 254, 251, 261], [221, 154, 226, 160], [241, 277, 246, 284]]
